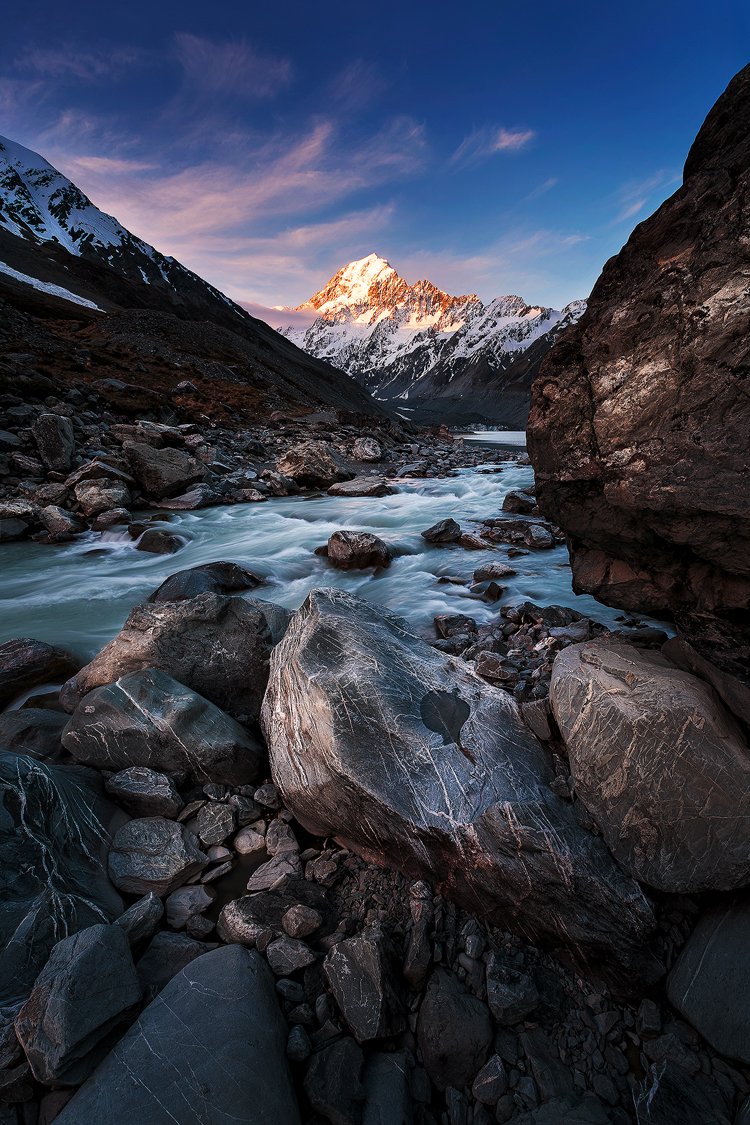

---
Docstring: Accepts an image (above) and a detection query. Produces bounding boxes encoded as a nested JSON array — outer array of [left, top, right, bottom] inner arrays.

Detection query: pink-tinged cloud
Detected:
[[492, 128, 536, 151], [173, 34, 292, 99], [450, 124, 535, 167]]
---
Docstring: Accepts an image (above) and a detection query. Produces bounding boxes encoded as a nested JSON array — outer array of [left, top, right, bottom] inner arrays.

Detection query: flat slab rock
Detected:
[[54, 945, 301, 1125], [0, 752, 126, 1011], [261, 588, 661, 992], [551, 642, 750, 893]]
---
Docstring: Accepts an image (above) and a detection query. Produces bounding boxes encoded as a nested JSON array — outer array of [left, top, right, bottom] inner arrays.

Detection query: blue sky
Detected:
[[2, 1, 749, 322]]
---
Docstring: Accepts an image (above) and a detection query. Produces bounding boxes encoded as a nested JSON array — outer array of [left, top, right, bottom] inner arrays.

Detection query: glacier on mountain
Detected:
[[280, 253, 585, 401]]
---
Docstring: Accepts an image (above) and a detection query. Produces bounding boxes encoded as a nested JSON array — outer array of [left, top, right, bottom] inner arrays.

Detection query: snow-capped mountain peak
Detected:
[[281, 255, 586, 404], [294, 253, 481, 331]]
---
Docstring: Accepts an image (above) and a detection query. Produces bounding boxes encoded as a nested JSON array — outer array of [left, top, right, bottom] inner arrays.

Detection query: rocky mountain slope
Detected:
[[280, 253, 585, 424], [528, 63, 750, 695], [0, 136, 388, 420]]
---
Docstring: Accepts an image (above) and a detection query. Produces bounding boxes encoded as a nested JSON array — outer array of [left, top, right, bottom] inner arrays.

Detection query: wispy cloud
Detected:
[[328, 59, 388, 112], [525, 177, 558, 201], [15, 45, 144, 82], [450, 125, 535, 168], [173, 34, 292, 100], [614, 169, 680, 222]]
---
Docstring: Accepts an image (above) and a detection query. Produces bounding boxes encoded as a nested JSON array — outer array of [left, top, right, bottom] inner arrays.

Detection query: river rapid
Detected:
[[0, 456, 656, 693]]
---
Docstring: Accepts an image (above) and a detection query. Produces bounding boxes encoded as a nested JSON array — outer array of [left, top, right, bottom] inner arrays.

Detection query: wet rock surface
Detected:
[[62, 667, 266, 786], [262, 588, 660, 991], [0, 638, 78, 708], [59, 594, 272, 720], [325, 530, 392, 570]]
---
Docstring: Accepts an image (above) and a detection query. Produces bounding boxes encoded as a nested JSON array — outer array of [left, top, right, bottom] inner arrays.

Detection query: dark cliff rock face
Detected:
[[527, 63, 750, 674]]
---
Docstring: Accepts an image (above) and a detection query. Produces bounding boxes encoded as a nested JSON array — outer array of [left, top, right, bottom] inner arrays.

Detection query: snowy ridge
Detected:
[[0, 135, 235, 309], [280, 254, 586, 400]]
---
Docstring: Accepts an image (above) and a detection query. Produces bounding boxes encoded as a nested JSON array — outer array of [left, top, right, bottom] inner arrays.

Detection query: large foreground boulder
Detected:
[[54, 945, 301, 1125], [527, 64, 750, 664], [551, 642, 750, 893], [0, 752, 125, 1009], [261, 589, 660, 991], [276, 441, 355, 488], [122, 440, 206, 498], [62, 667, 266, 786], [59, 593, 272, 720]]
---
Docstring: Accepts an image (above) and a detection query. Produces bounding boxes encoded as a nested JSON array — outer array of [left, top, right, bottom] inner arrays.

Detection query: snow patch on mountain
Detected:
[[0, 259, 102, 309]]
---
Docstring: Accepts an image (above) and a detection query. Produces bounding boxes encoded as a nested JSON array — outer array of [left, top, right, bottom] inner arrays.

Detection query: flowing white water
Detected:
[[0, 465, 659, 668]]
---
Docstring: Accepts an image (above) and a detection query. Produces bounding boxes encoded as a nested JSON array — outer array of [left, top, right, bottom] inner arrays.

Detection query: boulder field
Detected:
[[1, 566, 750, 1123]]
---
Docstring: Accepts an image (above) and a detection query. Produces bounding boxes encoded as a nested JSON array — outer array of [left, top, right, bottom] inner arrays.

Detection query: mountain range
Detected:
[[280, 254, 585, 426], [0, 134, 585, 427]]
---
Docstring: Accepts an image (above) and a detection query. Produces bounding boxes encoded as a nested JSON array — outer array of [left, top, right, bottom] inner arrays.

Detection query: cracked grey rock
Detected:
[[262, 589, 660, 992], [486, 953, 539, 1024], [104, 766, 183, 818], [55, 945, 300, 1125], [63, 667, 266, 787], [552, 642, 750, 893], [266, 936, 316, 975], [324, 922, 406, 1042], [0, 751, 125, 1011], [108, 817, 207, 896], [246, 852, 302, 891], [113, 893, 163, 947], [122, 440, 206, 498], [15, 924, 140, 1086], [472, 1054, 508, 1105], [195, 800, 236, 846], [135, 932, 208, 997], [276, 441, 355, 488], [165, 885, 215, 930], [59, 593, 272, 723], [32, 413, 74, 473]]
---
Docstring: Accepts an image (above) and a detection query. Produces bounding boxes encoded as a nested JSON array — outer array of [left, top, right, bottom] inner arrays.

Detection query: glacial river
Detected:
[[0, 462, 657, 689]]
